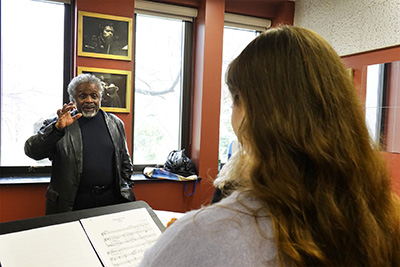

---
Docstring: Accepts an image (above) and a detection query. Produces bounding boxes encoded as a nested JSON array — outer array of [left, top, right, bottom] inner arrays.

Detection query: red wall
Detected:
[[0, 184, 47, 222], [188, 0, 226, 209], [342, 45, 400, 195], [75, 0, 135, 151], [0, 181, 200, 223]]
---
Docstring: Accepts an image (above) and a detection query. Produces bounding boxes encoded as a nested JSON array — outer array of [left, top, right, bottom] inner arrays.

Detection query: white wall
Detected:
[[293, 0, 400, 56]]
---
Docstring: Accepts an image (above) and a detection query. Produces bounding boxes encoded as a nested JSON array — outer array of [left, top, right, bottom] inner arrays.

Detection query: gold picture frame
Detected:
[[78, 11, 132, 61], [78, 66, 131, 113]]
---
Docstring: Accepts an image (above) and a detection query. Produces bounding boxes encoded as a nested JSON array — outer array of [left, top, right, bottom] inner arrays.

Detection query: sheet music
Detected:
[[80, 208, 162, 267], [0, 221, 102, 267]]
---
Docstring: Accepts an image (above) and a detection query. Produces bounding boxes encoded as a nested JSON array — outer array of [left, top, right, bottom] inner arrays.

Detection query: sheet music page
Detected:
[[80, 208, 162, 267], [0, 221, 102, 267]]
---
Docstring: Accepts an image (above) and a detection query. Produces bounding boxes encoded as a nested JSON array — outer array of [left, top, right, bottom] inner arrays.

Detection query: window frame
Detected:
[[132, 14, 193, 171]]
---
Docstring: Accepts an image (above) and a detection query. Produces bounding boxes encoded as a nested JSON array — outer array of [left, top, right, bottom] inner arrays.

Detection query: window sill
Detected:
[[0, 177, 51, 185], [0, 174, 201, 185]]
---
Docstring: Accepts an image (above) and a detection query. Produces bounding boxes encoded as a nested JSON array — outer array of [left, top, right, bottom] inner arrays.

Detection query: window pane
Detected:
[[219, 27, 258, 164], [1, 0, 64, 166], [134, 14, 183, 165], [365, 63, 384, 143]]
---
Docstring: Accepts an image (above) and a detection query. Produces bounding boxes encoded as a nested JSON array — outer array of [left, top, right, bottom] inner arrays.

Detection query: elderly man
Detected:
[[25, 73, 135, 214]]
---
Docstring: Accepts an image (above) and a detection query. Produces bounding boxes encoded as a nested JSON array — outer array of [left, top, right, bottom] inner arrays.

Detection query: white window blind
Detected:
[[134, 0, 197, 22], [225, 13, 271, 32], [33, 0, 71, 4]]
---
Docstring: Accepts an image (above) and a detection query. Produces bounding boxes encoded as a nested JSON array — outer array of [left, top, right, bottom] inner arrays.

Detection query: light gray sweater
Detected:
[[139, 191, 279, 267]]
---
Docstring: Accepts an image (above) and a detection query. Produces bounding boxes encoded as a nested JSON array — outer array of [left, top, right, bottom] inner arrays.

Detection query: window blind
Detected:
[[135, 0, 198, 22], [225, 13, 271, 32]]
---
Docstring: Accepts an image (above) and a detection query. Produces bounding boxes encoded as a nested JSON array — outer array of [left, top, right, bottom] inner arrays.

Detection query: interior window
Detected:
[[219, 27, 258, 164], [0, 0, 65, 167], [134, 14, 190, 166]]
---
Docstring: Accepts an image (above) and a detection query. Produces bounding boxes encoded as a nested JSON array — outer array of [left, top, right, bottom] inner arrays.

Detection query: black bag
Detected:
[[164, 149, 197, 177]]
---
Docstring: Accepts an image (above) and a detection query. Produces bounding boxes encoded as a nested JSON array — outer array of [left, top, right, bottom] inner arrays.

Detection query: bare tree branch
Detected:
[[135, 69, 181, 96]]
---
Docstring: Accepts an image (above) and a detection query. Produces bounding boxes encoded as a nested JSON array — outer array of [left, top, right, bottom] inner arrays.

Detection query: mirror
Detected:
[[366, 61, 400, 153]]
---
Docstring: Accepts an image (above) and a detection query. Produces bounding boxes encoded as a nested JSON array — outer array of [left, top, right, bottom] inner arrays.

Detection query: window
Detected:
[[365, 61, 400, 153], [219, 14, 270, 164], [133, 2, 195, 167], [365, 63, 386, 144], [1, 0, 70, 171], [218, 27, 258, 164]]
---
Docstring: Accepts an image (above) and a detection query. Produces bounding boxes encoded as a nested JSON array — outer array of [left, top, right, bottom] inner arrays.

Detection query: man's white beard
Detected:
[[82, 109, 98, 118]]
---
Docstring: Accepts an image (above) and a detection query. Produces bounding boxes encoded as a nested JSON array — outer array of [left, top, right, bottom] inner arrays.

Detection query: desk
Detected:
[[154, 210, 185, 226]]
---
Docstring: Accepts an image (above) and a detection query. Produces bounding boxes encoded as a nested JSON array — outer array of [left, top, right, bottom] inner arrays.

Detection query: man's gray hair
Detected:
[[67, 73, 104, 102]]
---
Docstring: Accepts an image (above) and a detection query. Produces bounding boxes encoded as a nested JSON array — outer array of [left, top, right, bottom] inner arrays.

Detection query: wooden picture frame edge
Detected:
[[77, 11, 133, 61]]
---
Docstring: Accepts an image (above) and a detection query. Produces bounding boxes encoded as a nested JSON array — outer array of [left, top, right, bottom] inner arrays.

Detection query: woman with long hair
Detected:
[[140, 26, 400, 267]]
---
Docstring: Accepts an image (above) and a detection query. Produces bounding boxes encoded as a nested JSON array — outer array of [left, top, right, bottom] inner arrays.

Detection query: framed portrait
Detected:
[[78, 11, 132, 61], [78, 67, 131, 113]]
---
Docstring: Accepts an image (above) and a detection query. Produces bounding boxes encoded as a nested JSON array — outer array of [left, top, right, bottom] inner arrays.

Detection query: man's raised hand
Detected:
[[55, 102, 82, 130]]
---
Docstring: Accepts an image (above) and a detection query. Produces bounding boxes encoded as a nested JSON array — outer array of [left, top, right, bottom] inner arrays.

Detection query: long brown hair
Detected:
[[226, 26, 400, 266]]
